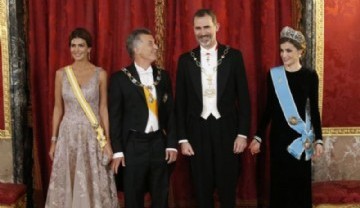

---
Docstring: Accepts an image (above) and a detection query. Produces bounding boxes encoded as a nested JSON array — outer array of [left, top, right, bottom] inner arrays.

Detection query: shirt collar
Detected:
[[134, 62, 153, 75], [200, 43, 218, 54]]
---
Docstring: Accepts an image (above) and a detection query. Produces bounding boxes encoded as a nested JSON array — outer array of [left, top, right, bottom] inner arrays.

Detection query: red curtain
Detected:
[[28, 0, 293, 207]]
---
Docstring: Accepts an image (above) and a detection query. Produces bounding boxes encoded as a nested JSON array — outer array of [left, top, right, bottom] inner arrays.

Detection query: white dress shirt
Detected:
[[200, 45, 221, 119], [135, 63, 159, 133]]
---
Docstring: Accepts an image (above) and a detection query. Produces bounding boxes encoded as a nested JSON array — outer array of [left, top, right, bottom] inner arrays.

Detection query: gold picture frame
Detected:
[[315, 1, 360, 136], [0, 0, 12, 139]]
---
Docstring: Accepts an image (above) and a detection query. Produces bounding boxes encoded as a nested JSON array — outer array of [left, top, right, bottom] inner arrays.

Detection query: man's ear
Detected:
[[134, 45, 141, 55]]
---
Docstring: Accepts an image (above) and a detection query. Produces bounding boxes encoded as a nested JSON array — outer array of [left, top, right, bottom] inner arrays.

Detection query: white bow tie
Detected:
[[138, 69, 153, 75]]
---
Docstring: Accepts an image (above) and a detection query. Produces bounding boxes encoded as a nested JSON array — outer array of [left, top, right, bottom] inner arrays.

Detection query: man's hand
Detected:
[[181, 142, 195, 156], [111, 157, 125, 174], [233, 136, 247, 154], [165, 150, 178, 164], [248, 139, 261, 155]]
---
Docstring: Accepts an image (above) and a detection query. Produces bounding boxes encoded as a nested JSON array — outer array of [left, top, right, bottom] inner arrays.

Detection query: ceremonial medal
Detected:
[[304, 138, 311, 149], [204, 88, 216, 98], [148, 92, 154, 103], [288, 116, 298, 125], [162, 93, 168, 103], [203, 74, 216, 98]]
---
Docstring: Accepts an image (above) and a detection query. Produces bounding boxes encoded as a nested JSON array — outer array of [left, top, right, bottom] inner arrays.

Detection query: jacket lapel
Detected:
[[189, 46, 203, 101], [152, 65, 163, 107], [217, 44, 231, 101]]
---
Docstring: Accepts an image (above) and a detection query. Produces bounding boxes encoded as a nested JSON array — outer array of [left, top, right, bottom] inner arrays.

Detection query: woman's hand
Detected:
[[312, 143, 324, 159], [103, 142, 113, 159], [49, 142, 56, 161]]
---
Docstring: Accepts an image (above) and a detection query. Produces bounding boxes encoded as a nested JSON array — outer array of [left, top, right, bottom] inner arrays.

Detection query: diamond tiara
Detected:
[[280, 26, 305, 46]]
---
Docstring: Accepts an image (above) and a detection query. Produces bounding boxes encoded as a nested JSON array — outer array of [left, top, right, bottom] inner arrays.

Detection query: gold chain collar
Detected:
[[122, 67, 162, 88], [190, 45, 230, 69]]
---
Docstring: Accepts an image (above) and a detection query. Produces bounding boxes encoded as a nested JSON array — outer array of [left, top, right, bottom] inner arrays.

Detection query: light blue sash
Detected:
[[270, 66, 314, 160]]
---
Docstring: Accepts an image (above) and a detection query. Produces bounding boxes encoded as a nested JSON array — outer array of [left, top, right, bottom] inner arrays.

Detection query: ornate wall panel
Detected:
[[315, 0, 360, 136], [8, 0, 28, 183], [313, 135, 360, 181], [0, 0, 13, 183], [0, 0, 11, 139], [312, 0, 360, 183], [0, 0, 28, 184]]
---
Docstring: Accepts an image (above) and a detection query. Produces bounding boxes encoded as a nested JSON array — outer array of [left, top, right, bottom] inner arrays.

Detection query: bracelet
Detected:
[[51, 136, 58, 142], [254, 136, 262, 143], [315, 140, 323, 145], [237, 134, 247, 139]]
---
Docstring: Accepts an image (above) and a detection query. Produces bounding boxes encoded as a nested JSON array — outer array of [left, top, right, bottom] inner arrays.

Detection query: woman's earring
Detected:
[[88, 52, 91, 61]]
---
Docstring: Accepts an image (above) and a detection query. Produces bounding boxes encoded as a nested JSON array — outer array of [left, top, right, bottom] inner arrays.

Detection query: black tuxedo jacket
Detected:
[[109, 64, 176, 153], [175, 44, 251, 140]]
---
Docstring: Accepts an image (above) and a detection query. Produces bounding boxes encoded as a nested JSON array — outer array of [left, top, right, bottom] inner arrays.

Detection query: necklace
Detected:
[[122, 67, 161, 103], [190, 46, 230, 98]]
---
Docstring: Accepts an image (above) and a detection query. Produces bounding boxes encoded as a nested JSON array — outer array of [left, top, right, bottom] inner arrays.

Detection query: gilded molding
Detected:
[[313, 204, 360, 208], [0, 194, 26, 207], [0, 0, 12, 139], [315, 0, 324, 118], [315, 1, 360, 136], [322, 127, 360, 136], [154, 0, 165, 69]]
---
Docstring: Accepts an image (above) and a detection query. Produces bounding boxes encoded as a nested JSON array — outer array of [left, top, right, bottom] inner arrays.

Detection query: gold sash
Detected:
[[143, 86, 158, 118], [64, 66, 107, 149]]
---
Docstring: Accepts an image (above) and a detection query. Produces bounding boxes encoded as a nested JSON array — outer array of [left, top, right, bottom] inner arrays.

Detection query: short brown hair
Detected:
[[193, 9, 217, 24]]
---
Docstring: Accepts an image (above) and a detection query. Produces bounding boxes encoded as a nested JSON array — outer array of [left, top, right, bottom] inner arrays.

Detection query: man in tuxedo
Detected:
[[175, 9, 251, 208], [109, 28, 177, 208]]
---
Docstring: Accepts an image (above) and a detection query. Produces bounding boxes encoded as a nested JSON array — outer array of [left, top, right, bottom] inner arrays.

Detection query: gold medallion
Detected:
[[304, 138, 311, 149], [148, 93, 154, 103], [204, 88, 216, 98], [288, 116, 298, 125], [162, 93, 168, 103]]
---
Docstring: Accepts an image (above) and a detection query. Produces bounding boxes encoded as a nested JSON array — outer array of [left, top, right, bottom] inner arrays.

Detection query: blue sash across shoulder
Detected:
[[270, 66, 314, 160]]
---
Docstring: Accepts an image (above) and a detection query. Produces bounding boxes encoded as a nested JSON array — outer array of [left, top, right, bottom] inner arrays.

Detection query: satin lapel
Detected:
[[127, 64, 146, 103], [153, 66, 163, 107], [217, 44, 231, 101], [189, 47, 202, 101]]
